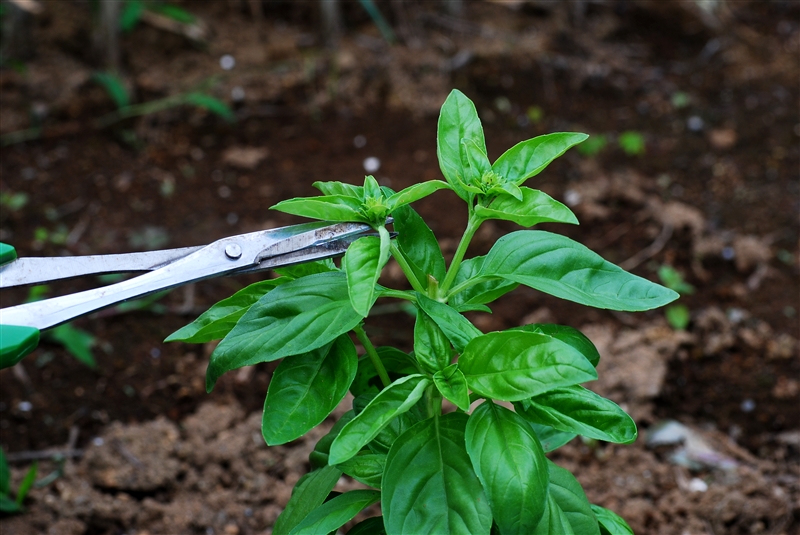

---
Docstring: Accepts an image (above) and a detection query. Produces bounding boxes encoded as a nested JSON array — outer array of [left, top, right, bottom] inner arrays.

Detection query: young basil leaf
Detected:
[[486, 180, 524, 202], [545, 460, 601, 535], [329, 374, 431, 464], [363, 174, 383, 200], [461, 138, 492, 186], [474, 187, 578, 227], [165, 279, 286, 343], [383, 413, 492, 535], [516, 386, 637, 444], [336, 452, 386, 489], [262, 335, 357, 445], [452, 303, 493, 313], [343, 228, 390, 317], [347, 516, 387, 535], [289, 489, 381, 535], [437, 89, 487, 201], [273, 465, 342, 535], [524, 421, 578, 452], [310, 410, 355, 468], [433, 363, 470, 411], [350, 347, 418, 398], [465, 402, 549, 534], [492, 132, 589, 185], [591, 504, 634, 535], [392, 203, 446, 286], [415, 293, 482, 352], [511, 323, 600, 367], [414, 308, 452, 373], [271, 195, 366, 222], [459, 331, 597, 402], [449, 256, 518, 308], [532, 494, 576, 535], [386, 180, 451, 211], [312, 180, 363, 198], [274, 259, 337, 279], [207, 272, 363, 390], [480, 231, 679, 311]]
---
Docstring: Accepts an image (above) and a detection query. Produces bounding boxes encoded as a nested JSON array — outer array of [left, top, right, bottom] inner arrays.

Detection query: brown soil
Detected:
[[1, 1, 798, 534]]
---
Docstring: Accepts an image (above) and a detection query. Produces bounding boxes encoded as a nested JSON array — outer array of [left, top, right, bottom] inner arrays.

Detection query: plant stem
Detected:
[[426, 384, 443, 418], [439, 214, 482, 296], [354, 324, 391, 388], [390, 242, 426, 294]]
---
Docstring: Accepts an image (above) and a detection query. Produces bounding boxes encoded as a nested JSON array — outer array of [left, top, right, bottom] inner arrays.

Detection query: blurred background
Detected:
[[0, 1, 798, 534]]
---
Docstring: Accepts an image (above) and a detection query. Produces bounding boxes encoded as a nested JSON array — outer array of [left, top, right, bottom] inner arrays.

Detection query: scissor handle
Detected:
[[0, 245, 41, 368], [0, 243, 17, 266]]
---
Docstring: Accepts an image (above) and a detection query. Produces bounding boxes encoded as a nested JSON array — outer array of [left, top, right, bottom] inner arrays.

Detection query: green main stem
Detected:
[[354, 324, 391, 389], [439, 213, 482, 296]]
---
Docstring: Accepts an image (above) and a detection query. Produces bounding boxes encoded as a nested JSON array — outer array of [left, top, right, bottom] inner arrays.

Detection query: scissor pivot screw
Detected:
[[225, 244, 243, 259]]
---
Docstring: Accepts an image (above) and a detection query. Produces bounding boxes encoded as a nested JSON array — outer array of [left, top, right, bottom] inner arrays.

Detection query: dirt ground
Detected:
[[0, 1, 798, 534]]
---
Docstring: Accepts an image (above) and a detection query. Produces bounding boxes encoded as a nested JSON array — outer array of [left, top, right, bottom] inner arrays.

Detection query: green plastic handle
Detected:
[[0, 243, 17, 265], [0, 325, 40, 369]]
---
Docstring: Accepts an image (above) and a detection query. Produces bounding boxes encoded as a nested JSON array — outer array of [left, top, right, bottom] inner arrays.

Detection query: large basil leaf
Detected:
[[310, 410, 354, 468], [329, 374, 430, 464], [343, 228, 390, 317], [449, 255, 517, 308], [465, 402, 549, 534], [475, 187, 578, 227], [511, 323, 600, 367], [532, 494, 576, 535], [414, 308, 451, 373], [433, 364, 470, 411], [526, 422, 577, 453], [165, 279, 286, 343], [437, 89, 487, 201], [492, 132, 588, 185], [480, 231, 679, 311], [274, 259, 337, 279], [516, 386, 637, 444], [336, 452, 386, 489], [273, 465, 342, 535], [392, 204, 446, 285], [207, 272, 363, 390], [591, 504, 634, 535], [262, 335, 357, 445], [415, 293, 482, 352], [459, 331, 597, 401], [383, 413, 492, 535], [271, 195, 365, 222], [544, 460, 600, 535], [289, 489, 381, 535]]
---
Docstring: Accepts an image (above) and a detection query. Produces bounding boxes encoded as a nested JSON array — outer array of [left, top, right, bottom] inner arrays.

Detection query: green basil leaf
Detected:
[[207, 272, 363, 390], [273, 465, 342, 535], [275, 259, 337, 279], [329, 374, 431, 464], [453, 303, 493, 313], [511, 323, 600, 367], [383, 413, 492, 535], [367, 396, 428, 455], [363, 174, 383, 200], [462, 138, 492, 185], [465, 402, 549, 534], [310, 410, 354, 468], [415, 293, 482, 352], [386, 181, 451, 211], [475, 187, 578, 227], [350, 347, 418, 398], [313, 180, 363, 198], [449, 255, 518, 308], [433, 363, 470, 411], [546, 460, 600, 535], [392, 203, 446, 286], [262, 335, 357, 445], [516, 386, 637, 444], [591, 504, 634, 535], [0, 449, 10, 495], [165, 279, 285, 343], [532, 493, 576, 535], [486, 180, 524, 202], [347, 516, 386, 535], [271, 195, 366, 222], [344, 229, 390, 317], [525, 422, 577, 453], [289, 489, 381, 535], [492, 132, 588, 185], [459, 331, 597, 402], [336, 452, 386, 489], [480, 231, 679, 311], [437, 89, 487, 201], [414, 308, 452, 373]]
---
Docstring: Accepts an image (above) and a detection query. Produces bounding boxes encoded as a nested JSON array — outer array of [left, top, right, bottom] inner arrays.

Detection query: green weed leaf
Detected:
[[148, 3, 195, 23], [475, 187, 578, 227], [184, 93, 235, 122], [207, 272, 363, 390], [289, 489, 381, 535], [415, 294, 481, 352], [0, 448, 10, 495], [459, 331, 597, 401], [433, 364, 470, 411], [15, 463, 37, 506], [119, 0, 144, 32], [271, 195, 365, 222], [344, 229, 390, 317], [465, 402, 549, 534], [262, 335, 357, 445], [492, 132, 588, 185], [336, 453, 386, 489], [480, 231, 679, 311], [591, 504, 634, 535], [392, 204, 446, 287], [437, 89, 487, 201], [92, 72, 130, 109], [516, 386, 637, 444], [329, 375, 430, 464], [541, 461, 600, 535], [273, 465, 342, 535], [49, 324, 96, 368], [383, 413, 492, 535]]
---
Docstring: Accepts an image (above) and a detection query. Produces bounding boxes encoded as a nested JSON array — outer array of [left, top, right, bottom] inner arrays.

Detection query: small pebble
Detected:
[[363, 157, 380, 173], [353, 135, 367, 148], [741, 399, 756, 413], [17, 401, 32, 412], [687, 116, 705, 132], [220, 55, 236, 70]]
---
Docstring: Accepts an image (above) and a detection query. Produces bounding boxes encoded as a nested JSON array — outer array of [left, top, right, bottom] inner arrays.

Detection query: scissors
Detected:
[[0, 221, 379, 369]]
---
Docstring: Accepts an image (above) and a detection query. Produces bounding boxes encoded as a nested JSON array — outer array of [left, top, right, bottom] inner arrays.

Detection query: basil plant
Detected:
[[168, 89, 677, 535]]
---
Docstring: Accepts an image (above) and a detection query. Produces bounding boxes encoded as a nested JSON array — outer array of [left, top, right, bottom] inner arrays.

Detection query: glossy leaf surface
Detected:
[[492, 132, 588, 185], [449, 256, 517, 308], [387, 181, 451, 210], [532, 493, 576, 535], [392, 204, 446, 285], [545, 461, 600, 535], [437, 89, 487, 200], [433, 364, 470, 411], [591, 505, 634, 535], [344, 229, 390, 317], [414, 308, 451, 373], [511, 323, 600, 367], [273, 465, 342, 535], [475, 187, 578, 227], [336, 453, 386, 489], [271, 195, 365, 222], [525, 422, 577, 453], [416, 293, 482, 352], [289, 490, 381, 535]]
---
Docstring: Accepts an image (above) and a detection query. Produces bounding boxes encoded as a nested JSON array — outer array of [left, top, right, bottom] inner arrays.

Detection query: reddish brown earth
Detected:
[[0, 1, 798, 534]]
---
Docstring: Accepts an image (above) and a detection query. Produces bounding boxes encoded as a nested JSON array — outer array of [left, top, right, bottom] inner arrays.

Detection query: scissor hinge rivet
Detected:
[[225, 244, 243, 260]]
